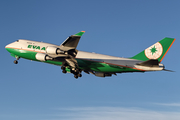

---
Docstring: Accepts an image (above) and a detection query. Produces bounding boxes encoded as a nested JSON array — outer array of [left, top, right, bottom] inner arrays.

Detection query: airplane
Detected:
[[5, 31, 175, 78]]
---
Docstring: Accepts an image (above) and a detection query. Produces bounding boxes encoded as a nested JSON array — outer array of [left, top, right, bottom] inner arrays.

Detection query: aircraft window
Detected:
[[16, 40, 19, 42]]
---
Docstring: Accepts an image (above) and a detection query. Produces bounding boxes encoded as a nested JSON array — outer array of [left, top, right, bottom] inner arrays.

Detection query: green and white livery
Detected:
[[5, 31, 175, 78]]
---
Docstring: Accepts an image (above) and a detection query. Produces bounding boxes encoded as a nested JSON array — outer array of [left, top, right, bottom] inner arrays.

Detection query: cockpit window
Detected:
[[16, 40, 19, 42], [27, 42, 32, 44]]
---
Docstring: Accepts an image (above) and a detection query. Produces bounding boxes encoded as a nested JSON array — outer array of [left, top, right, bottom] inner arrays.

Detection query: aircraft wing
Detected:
[[47, 31, 85, 73], [59, 31, 85, 51]]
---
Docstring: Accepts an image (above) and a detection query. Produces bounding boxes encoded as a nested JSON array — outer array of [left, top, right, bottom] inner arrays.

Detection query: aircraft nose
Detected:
[[5, 44, 12, 54], [5, 40, 19, 49], [5, 42, 16, 50], [5, 43, 11, 49]]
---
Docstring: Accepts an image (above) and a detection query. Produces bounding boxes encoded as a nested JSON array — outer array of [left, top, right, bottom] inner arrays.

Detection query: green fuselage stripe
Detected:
[[6, 48, 143, 73]]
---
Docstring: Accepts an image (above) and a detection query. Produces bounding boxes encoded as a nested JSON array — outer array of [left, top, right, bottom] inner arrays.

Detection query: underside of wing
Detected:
[[60, 31, 85, 51], [43, 31, 86, 78]]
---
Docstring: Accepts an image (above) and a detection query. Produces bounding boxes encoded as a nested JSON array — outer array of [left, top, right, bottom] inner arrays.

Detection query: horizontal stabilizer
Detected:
[[137, 59, 159, 67], [163, 69, 174, 72]]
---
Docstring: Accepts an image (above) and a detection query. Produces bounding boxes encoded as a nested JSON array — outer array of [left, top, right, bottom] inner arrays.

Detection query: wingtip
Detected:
[[74, 31, 85, 36]]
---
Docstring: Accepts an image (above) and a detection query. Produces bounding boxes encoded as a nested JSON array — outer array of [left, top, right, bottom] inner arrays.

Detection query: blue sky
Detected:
[[1, 0, 180, 120]]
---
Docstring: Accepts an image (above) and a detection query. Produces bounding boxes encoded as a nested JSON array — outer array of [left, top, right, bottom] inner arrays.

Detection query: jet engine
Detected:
[[35, 53, 52, 61], [46, 46, 64, 55], [94, 72, 112, 77]]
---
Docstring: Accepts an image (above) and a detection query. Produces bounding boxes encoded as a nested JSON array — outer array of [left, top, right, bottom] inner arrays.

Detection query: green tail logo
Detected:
[[131, 37, 175, 62]]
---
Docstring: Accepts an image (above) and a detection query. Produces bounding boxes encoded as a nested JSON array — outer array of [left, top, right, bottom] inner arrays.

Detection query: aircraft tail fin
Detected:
[[131, 37, 175, 62]]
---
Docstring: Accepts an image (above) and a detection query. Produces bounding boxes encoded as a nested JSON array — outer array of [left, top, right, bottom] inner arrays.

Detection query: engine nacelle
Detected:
[[94, 72, 112, 77], [46, 46, 64, 55], [35, 53, 52, 61]]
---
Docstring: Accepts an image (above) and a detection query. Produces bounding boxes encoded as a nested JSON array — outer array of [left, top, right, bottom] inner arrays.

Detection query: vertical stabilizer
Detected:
[[131, 37, 175, 62]]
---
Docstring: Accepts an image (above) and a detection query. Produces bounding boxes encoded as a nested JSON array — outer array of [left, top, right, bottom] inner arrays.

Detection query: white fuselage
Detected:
[[5, 39, 164, 71]]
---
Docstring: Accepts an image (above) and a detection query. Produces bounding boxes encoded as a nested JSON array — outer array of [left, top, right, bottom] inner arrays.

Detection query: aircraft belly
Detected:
[[6, 48, 37, 60], [6, 48, 143, 73], [77, 58, 142, 73], [6, 48, 63, 66]]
